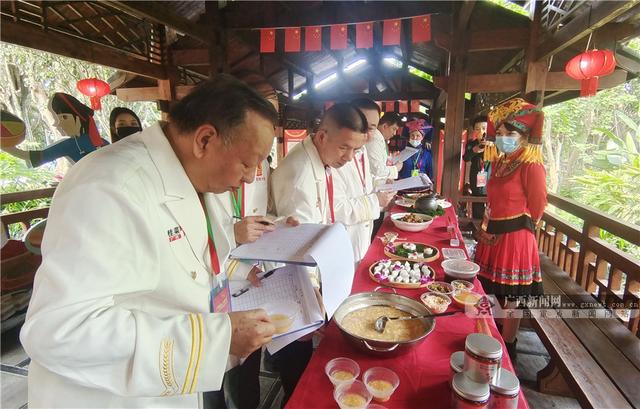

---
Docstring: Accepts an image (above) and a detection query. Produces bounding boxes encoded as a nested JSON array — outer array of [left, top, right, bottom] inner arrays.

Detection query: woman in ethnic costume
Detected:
[[474, 98, 547, 358]]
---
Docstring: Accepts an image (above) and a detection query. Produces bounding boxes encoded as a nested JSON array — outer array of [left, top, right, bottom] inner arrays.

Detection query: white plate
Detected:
[[394, 198, 414, 208], [437, 199, 452, 209]]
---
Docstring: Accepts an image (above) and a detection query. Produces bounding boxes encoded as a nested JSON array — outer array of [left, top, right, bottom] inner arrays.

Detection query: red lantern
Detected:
[[76, 78, 110, 110], [565, 49, 616, 97]]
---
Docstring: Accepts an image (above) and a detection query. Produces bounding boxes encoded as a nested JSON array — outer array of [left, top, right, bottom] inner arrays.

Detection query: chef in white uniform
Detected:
[[268, 102, 368, 404], [366, 112, 404, 184], [334, 99, 395, 262], [20, 76, 278, 409]]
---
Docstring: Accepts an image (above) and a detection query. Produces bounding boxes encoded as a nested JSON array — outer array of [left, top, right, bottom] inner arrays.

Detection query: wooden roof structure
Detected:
[[2, 0, 640, 197]]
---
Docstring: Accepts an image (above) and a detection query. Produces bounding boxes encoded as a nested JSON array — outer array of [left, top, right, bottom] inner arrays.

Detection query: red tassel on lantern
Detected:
[[565, 49, 616, 97], [76, 78, 110, 110]]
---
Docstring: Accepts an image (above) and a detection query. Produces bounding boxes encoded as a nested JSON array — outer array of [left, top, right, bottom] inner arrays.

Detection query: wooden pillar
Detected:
[[441, 21, 468, 201], [205, 1, 226, 77], [523, 2, 546, 104]]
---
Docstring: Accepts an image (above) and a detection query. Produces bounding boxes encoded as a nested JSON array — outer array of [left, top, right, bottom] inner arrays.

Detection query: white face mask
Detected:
[[409, 139, 422, 148]]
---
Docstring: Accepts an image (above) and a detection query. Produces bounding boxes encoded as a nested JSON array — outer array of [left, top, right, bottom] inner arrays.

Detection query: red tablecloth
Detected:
[[286, 206, 530, 409]]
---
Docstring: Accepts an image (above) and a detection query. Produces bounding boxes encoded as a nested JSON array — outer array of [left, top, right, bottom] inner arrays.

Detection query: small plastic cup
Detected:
[[334, 380, 373, 409], [325, 357, 360, 387], [363, 367, 400, 402], [367, 404, 389, 409], [264, 301, 298, 335]]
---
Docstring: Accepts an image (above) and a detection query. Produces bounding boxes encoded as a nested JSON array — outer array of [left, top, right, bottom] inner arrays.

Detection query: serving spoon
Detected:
[[374, 310, 461, 333]]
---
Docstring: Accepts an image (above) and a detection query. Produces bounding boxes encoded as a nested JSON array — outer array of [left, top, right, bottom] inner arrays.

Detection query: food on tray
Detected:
[[341, 305, 425, 342], [426, 281, 454, 295], [372, 259, 433, 285], [421, 293, 451, 314], [453, 291, 482, 307], [411, 205, 445, 217], [399, 213, 425, 223], [451, 279, 474, 291], [386, 242, 437, 259]]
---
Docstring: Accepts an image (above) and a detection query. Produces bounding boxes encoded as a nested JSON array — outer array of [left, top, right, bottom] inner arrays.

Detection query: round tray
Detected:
[[368, 261, 435, 289], [384, 241, 440, 263]]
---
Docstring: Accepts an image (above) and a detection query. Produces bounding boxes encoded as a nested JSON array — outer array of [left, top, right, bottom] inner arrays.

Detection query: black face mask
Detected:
[[115, 126, 141, 140]]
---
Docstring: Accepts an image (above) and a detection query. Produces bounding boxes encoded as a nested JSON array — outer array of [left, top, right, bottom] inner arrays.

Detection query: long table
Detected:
[[286, 206, 530, 409]]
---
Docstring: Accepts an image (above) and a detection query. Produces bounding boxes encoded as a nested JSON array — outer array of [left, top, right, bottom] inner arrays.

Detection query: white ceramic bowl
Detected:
[[441, 259, 480, 281], [390, 212, 433, 232]]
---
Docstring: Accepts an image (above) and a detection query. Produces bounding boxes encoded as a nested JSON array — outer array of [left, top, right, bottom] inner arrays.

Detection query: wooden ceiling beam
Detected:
[[1, 19, 166, 79], [220, 2, 450, 29], [435, 28, 529, 52], [108, 1, 211, 44], [307, 90, 437, 104], [456, 0, 476, 31], [171, 49, 210, 66], [435, 70, 628, 93], [536, 0, 640, 61]]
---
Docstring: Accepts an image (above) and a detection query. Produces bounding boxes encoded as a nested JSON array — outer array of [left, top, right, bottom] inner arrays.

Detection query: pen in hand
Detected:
[[232, 269, 276, 297]]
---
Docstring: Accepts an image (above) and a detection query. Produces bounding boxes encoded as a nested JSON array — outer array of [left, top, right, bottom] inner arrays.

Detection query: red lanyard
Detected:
[[353, 153, 366, 189], [199, 196, 221, 276], [325, 167, 335, 223]]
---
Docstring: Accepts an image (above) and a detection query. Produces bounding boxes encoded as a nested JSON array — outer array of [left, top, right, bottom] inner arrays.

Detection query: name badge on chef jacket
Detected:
[[477, 170, 487, 188], [411, 169, 420, 177], [210, 274, 231, 313]]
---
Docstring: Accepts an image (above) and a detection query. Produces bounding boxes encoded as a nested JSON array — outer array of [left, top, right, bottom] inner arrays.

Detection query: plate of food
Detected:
[[390, 212, 433, 232], [369, 259, 435, 289], [394, 198, 414, 208], [436, 199, 452, 209], [384, 241, 440, 262]]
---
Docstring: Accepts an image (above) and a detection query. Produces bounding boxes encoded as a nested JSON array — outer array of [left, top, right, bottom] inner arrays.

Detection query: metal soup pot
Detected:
[[334, 290, 436, 356]]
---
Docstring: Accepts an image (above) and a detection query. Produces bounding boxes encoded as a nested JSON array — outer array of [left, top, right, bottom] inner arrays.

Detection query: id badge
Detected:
[[411, 169, 420, 177], [476, 170, 487, 188], [210, 276, 231, 313]]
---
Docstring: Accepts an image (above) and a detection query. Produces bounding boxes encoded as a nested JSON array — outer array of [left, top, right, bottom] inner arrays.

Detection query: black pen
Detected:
[[231, 269, 276, 297]]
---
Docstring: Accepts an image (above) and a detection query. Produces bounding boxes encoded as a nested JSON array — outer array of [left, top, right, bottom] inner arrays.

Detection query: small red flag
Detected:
[[355, 22, 373, 49], [324, 101, 334, 111], [384, 101, 395, 112], [260, 28, 276, 53], [383, 19, 401, 46], [305, 26, 322, 51], [398, 100, 408, 113], [285, 27, 301, 52], [410, 100, 421, 112], [412, 15, 431, 43], [330, 24, 348, 50]]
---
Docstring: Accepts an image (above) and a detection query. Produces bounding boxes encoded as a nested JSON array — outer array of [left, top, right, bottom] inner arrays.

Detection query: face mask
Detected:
[[116, 126, 141, 139], [495, 136, 520, 153], [409, 139, 422, 148]]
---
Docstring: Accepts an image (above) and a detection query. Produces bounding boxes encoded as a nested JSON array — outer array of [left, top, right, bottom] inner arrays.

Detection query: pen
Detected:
[[232, 215, 277, 226], [231, 269, 276, 297]]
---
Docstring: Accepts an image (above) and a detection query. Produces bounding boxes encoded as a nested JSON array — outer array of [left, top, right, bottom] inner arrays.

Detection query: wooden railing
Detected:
[[1, 187, 55, 236], [537, 193, 640, 337]]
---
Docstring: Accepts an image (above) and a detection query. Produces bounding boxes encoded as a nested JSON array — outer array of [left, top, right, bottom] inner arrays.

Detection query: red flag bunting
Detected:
[[285, 27, 301, 52], [384, 101, 395, 112], [398, 100, 408, 113], [355, 22, 374, 49], [410, 100, 421, 112], [260, 28, 276, 53], [330, 24, 348, 50], [412, 15, 431, 43], [305, 26, 323, 51], [383, 19, 401, 46]]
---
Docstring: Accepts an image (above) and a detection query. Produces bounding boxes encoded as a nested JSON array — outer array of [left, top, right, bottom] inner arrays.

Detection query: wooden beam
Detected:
[[116, 85, 195, 102], [171, 49, 209, 66], [437, 28, 529, 52], [436, 70, 628, 93], [537, 0, 640, 61], [307, 90, 436, 104], [221, 2, 450, 29], [1, 20, 166, 79], [615, 52, 640, 75], [457, 1, 476, 31], [109, 1, 211, 44]]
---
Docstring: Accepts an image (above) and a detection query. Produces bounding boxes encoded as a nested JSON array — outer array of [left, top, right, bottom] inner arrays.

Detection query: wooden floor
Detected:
[[1, 325, 581, 409]]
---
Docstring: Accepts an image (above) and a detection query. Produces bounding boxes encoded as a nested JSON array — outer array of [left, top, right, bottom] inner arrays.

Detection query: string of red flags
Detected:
[[260, 15, 431, 53]]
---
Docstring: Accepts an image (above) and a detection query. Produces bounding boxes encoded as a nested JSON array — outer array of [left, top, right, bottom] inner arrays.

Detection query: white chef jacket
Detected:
[[20, 123, 233, 408], [365, 128, 398, 184], [206, 159, 270, 282], [333, 147, 380, 262]]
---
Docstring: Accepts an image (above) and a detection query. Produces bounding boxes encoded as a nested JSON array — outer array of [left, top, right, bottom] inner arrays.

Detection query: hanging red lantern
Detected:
[[565, 49, 616, 97], [76, 78, 110, 110]]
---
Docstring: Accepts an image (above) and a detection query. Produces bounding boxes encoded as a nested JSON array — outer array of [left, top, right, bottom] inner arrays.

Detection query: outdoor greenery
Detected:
[[1, 44, 160, 237]]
